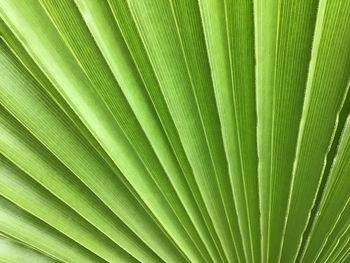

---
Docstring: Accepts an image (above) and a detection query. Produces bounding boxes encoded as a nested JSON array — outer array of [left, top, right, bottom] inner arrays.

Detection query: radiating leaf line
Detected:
[[0, 105, 162, 263], [1, 0, 350, 262], [300, 111, 350, 262], [197, 0, 259, 261], [0, 197, 104, 263], [106, 2, 226, 261], [0, 155, 139, 263], [223, 0, 260, 261], [0, 1, 208, 262], [321, 224, 350, 263], [0, 34, 172, 262], [280, 0, 350, 260], [254, 0, 319, 262], [37, 1, 211, 262], [296, 81, 350, 262], [126, 1, 243, 261], [0, 37, 186, 262], [1, 18, 177, 263], [67, 0, 219, 262], [167, 1, 240, 261]]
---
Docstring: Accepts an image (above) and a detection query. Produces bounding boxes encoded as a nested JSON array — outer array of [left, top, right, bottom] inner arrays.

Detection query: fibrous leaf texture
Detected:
[[0, 0, 350, 262]]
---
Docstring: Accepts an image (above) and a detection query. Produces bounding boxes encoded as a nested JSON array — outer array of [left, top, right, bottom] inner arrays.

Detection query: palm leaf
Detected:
[[1, 0, 350, 262]]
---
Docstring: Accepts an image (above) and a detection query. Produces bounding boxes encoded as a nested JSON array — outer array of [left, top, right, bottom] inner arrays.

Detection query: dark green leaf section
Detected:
[[254, 0, 319, 261], [280, 0, 350, 261], [299, 113, 350, 262], [296, 76, 350, 263]]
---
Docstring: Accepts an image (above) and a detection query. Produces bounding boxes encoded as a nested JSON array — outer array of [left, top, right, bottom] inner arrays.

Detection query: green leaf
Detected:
[[126, 0, 247, 261], [0, 236, 58, 263], [0, 37, 183, 262], [280, 0, 350, 261], [0, 154, 137, 262], [1, 0, 350, 262], [199, 0, 259, 261], [254, 0, 319, 261], [0, 196, 103, 263], [300, 114, 350, 262]]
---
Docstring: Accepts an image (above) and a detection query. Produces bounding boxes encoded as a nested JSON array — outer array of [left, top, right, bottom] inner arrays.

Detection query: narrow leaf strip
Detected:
[[198, 0, 259, 261]]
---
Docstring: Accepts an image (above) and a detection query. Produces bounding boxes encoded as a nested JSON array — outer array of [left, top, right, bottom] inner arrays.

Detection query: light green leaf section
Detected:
[[0, 36, 183, 262], [0, 16, 124, 171], [198, 0, 259, 262], [280, 0, 350, 261], [0, 154, 139, 263], [0, 236, 58, 263], [0, 96, 161, 262], [0, 197, 103, 263], [107, 1, 226, 261], [0, 1, 217, 261], [46, 0, 215, 261], [1, 0, 350, 262], [126, 0, 243, 262]]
